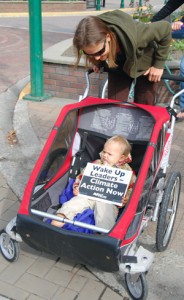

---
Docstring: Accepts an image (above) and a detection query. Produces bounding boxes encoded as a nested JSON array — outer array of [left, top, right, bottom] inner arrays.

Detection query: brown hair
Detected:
[[73, 16, 118, 68], [106, 135, 131, 156]]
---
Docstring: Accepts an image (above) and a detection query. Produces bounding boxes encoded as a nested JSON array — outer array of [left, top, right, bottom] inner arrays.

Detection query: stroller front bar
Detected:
[[31, 209, 109, 234]]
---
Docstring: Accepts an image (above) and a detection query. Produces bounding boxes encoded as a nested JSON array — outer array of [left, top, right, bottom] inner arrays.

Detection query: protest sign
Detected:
[[78, 163, 132, 206]]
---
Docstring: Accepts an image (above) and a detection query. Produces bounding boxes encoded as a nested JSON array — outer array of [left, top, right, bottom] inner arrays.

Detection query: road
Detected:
[[0, 15, 83, 93], [0, 0, 181, 93]]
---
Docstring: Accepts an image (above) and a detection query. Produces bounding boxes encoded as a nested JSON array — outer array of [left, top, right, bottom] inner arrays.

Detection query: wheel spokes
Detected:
[[163, 178, 180, 246], [126, 273, 143, 297], [1, 233, 15, 259]]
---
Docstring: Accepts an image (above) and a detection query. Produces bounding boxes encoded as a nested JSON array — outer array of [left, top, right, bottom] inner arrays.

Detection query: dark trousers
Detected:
[[108, 71, 158, 105]]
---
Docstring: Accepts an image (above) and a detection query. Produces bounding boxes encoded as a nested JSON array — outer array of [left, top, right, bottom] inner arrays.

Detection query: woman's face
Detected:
[[82, 35, 111, 61]]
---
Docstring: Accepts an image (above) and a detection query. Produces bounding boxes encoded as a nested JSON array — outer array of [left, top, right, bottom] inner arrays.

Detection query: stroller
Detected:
[[0, 71, 182, 300]]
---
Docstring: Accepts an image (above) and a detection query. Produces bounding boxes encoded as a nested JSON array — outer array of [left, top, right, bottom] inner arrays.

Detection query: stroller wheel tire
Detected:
[[0, 230, 20, 262], [156, 171, 181, 252], [125, 272, 148, 300]]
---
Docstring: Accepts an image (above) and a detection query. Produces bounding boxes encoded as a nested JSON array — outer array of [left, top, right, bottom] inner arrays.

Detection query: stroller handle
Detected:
[[78, 70, 93, 101], [87, 68, 184, 82], [161, 73, 184, 82], [79, 67, 184, 101]]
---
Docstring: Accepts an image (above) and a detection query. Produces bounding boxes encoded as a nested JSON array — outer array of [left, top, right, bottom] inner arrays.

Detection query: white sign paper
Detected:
[[79, 163, 132, 206]]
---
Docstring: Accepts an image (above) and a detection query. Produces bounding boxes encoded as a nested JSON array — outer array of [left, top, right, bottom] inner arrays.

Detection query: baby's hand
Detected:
[[73, 186, 79, 196], [121, 195, 128, 206]]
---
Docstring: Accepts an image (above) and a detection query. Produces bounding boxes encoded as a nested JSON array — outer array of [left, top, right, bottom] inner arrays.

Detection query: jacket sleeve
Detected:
[[152, 21, 172, 69], [151, 0, 184, 22], [137, 21, 172, 69]]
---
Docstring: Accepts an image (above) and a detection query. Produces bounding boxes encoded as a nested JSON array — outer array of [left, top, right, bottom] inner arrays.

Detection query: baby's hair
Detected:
[[73, 16, 118, 68], [106, 135, 131, 156]]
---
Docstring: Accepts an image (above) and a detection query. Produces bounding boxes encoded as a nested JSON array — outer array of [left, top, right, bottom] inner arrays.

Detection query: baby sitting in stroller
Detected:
[[51, 135, 136, 230]]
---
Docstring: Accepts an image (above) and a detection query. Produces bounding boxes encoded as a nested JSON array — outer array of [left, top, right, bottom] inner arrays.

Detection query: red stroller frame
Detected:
[[0, 96, 181, 300]]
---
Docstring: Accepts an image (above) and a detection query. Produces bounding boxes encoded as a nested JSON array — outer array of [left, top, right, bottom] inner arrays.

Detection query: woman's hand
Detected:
[[172, 21, 183, 31], [144, 67, 163, 82], [93, 65, 100, 73]]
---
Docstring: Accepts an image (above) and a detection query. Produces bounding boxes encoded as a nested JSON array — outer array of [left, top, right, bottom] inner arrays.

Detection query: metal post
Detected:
[[129, 0, 135, 7], [139, 0, 143, 6], [120, 0, 124, 8], [24, 0, 50, 101], [96, 0, 101, 10]]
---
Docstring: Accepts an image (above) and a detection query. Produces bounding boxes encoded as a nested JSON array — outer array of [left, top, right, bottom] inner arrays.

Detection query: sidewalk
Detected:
[[0, 3, 132, 300], [0, 1, 184, 300], [1, 81, 184, 300], [1, 3, 125, 300]]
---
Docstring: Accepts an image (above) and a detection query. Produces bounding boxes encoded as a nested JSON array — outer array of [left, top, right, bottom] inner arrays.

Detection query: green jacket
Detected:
[[98, 10, 171, 78]]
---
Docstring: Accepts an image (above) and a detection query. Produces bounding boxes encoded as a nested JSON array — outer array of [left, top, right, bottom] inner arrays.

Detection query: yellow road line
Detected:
[[0, 7, 146, 18]]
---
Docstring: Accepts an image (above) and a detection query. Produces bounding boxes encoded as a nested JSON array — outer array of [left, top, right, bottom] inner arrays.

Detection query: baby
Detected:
[[51, 135, 136, 230]]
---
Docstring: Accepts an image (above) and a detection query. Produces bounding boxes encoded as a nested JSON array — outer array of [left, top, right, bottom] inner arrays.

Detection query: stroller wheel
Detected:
[[0, 230, 20, 262], [156, 171, 181, 252], [125, 272, 148, 300]]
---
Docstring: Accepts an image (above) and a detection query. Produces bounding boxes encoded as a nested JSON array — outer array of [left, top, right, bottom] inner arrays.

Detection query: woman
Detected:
[[152, 0, 184, 120], [73, 9, 171, 105]]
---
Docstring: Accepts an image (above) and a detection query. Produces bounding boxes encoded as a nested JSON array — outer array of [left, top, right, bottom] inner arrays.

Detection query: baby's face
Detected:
[[100, 141, 124, 166]]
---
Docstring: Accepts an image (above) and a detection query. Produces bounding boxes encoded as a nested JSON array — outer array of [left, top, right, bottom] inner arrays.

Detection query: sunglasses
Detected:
[[83, 39, 106, 57]]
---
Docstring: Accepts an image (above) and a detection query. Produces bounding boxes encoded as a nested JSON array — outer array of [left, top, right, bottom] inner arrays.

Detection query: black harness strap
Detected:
[[69, 132, 88, 179], [81, 131, 88, 151], [166, 106, 177, 119]]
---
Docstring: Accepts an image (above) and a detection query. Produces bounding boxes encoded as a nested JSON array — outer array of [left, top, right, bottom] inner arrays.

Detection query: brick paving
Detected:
[[0, 180, 125, 300], [0, 3, 130, 300], [0, 97, 184, 299]]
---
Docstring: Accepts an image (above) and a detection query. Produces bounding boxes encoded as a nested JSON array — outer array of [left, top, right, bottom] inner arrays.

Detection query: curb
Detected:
[[0, 76, 41, 200]]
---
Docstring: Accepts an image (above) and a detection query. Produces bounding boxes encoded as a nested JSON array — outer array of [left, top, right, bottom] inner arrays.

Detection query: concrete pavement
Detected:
[[0, 1, 184, 299], [1, 75, 184, 300], [0, 2, 134, 300]]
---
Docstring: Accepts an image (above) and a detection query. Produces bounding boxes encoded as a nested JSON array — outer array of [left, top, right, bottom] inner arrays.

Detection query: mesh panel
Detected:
[[78, 104, 154, 142]]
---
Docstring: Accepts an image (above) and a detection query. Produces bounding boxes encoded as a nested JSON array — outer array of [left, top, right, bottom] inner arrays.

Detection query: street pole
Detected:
[[24, 0, 50, 101], [96, 0, 101, 11], [120, 0, 124, 8]]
